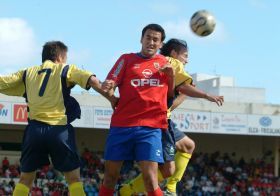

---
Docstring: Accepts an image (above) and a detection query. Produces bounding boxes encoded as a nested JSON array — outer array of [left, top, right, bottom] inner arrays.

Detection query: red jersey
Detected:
[[106, 53, 169, 129]]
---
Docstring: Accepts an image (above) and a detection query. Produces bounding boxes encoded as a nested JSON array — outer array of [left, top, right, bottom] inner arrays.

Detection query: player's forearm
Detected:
[[87, 76, 108, 98], [102, 89, 117, 104], [177, 84, 207, 99], [90, 79, 116, 104], [167, 74, 175, 98], [170, 94, 186, 111], [167, 82, 175, 98]]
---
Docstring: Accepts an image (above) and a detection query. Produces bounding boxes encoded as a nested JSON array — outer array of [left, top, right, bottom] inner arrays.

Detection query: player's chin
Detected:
[[144, 49, 156, 57]]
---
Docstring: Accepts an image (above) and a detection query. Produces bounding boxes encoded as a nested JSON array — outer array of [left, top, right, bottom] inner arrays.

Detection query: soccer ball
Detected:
[[190, 10, 216, 37]]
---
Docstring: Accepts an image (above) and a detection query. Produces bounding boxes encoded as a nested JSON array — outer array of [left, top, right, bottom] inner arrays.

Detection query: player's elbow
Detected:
[[176, 84, 191, 96]]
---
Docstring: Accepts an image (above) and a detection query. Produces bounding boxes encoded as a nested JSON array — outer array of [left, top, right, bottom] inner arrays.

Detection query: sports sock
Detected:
[[99, 184, 114, 196], [119, 183, 134, 196], [69, 181, 86, 196], [13, 183, 30, 196], [166, 152, 191, 193], [147, 187, 163, 196], [124, 173, 146, 194], [119, 169, 165, 194]]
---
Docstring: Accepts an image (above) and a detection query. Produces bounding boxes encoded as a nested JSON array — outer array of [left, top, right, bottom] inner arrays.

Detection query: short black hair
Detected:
[[141, 24, 166, 41], [42, 41, 68, 63], [160, 38, 188, 56]]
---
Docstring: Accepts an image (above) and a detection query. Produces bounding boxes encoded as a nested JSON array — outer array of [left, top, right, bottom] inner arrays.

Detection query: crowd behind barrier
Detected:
[[0, 149, 279, 195]]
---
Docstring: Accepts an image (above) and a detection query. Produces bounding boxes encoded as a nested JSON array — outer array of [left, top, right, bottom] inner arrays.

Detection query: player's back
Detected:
[[25, 60, 68, 125]]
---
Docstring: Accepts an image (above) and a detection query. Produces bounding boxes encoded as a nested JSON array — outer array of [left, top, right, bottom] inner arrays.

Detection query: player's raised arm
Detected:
[[0, 70, 26, 96], [88, 76, 119, 107], [169, 93, 187, 112], [176, 82, 224, 106]]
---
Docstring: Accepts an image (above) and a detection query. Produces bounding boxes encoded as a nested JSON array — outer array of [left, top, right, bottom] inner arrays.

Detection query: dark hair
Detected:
[[42, 41, 68, 63], [160, 38, 188, 56], [141, 24, 166, 41]]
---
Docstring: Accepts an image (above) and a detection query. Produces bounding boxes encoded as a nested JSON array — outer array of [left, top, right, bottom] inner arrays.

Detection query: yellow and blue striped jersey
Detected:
[[166, 57, 193, 118], [0, 60, 93, 125]]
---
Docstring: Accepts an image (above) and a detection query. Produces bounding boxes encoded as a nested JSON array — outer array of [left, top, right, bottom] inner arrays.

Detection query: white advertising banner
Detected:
[[0, 102, 12, 124], [93, 107, 113, 129], [72, 106, 94, 128], [211, 113, 248, 135], [2, 99, 280, 137], [247, 115, 280, 136], [171, 110, 211, 133]]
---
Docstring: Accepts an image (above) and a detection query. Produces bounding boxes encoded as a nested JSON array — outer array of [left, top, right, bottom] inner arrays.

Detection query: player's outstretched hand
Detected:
[[102, 80, 115, 92], [205, 94, 224, 106]]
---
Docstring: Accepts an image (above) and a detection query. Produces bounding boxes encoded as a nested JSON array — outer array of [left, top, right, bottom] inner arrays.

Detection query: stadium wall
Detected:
[[1, 93, 279, 175]]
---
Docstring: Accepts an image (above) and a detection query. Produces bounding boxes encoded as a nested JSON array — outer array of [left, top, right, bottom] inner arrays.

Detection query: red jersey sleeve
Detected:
[[106, 54, 127, 85]]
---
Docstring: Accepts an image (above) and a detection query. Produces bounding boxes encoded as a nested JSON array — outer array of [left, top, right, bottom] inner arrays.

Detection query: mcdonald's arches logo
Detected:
[[13, 104, 28, 122]]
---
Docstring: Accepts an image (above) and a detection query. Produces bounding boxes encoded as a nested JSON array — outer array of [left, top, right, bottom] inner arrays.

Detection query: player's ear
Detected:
[[159, 41, 163, 49], [57, 53, 67, 64], [170, 49, 177, 58]]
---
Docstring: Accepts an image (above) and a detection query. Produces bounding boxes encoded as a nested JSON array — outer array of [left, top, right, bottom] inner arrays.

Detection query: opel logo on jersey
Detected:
[[131, 79, 163, 87], [131, 68, 163, 87], [142, 69, 153, 78]]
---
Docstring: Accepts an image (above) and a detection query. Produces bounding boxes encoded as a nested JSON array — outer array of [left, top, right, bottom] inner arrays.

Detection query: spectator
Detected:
[[2, 157, 9, 173], [0, 149, 279, 195]]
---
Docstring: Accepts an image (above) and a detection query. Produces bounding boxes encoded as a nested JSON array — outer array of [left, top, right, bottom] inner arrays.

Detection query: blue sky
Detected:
[[0, 0, 279, 104]]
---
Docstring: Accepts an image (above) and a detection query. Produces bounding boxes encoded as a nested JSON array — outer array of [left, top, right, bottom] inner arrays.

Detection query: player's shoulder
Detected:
[[67, 64, 77, 69], [155, 54, 167, 61], [116, 53, 138, 65], [35, 60, 63, 71], [121, 53, 135, 59], [166, 57, 183, 68], [113, 53, 132, 63], [66, 64, 84, 73], [26, 64, 41, 73], [166, 56, 180, 64]]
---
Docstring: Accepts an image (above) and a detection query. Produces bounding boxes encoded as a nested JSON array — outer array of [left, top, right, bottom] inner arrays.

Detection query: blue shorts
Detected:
[[170, 119, 186, 142], [20, 120, 80, 172], [162, 120, 176, 162], [162, 119, 186, 162], [104, 126, 163, 163]]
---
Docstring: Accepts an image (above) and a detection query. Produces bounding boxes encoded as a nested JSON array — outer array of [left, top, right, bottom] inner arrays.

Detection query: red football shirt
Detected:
[[106, 53, 169, 129]]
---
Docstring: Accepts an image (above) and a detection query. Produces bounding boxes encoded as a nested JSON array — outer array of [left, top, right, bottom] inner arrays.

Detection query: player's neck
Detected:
[[53, 60, 65, 64], [137, 52, 156, 59]]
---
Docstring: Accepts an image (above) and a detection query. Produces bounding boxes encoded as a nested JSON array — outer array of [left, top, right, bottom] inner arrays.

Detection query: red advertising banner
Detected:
[[13, 104, 28, 123]]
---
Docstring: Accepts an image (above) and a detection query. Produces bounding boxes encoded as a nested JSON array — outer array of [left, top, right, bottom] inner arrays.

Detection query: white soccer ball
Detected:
[[190, 10, 216, 37]]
